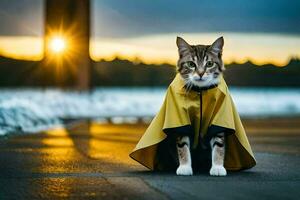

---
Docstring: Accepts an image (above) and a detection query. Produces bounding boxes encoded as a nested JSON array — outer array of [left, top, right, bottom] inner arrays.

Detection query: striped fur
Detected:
[[210, 132, 227, 176], [176, 136, 193, 175]]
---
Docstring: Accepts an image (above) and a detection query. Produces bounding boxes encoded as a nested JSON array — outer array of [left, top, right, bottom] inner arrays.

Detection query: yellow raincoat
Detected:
[[130, 74, 256, 171]]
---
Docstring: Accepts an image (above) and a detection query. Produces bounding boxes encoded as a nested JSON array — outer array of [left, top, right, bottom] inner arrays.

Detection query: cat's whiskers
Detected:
[[184, 81, 190, 95]]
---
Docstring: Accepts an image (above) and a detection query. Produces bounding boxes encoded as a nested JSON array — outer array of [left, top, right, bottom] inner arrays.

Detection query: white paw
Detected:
[[209, 165, 227, 176], [176, 165, 193, 176]]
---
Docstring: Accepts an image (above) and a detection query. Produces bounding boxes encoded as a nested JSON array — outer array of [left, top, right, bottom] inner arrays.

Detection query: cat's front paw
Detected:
[[176, 165, 193, 176], [209, 165, 227, 176]]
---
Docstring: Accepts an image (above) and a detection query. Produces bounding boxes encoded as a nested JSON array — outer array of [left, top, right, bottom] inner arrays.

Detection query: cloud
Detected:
[[92, 0, 300, 37], [0, 0, 299, 37], [0, 0, 43, 36]]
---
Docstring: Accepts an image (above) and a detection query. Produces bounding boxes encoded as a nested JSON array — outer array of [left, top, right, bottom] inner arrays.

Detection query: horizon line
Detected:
[[1, 54, 299, 68]]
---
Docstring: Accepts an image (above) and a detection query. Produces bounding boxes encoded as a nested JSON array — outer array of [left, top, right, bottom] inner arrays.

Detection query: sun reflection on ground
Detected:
[[42, 127, 74, 147], [86, 123, 145, 167], [40, 127, 76, 174]]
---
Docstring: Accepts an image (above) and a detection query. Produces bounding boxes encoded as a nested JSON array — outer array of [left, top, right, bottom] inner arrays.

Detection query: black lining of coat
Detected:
[[163, 125, 193, 137], [204, 125, 235, 145], [162, 125, 235, 147]]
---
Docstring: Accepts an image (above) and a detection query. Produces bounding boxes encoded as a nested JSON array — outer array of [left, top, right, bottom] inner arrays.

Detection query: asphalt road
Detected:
[[0, 120, 299, 200]]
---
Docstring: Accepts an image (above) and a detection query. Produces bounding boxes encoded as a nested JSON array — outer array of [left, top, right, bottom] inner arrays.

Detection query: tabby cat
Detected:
[[176, 36, 227, 176]]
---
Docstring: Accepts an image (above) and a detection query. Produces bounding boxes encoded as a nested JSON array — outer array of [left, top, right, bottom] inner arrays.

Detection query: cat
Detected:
[[130, 36, 256, 176], [176, 36, 227, 176]]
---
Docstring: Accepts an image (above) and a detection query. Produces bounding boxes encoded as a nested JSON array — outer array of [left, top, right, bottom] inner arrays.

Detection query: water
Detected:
[[0, 87, 300, 135]]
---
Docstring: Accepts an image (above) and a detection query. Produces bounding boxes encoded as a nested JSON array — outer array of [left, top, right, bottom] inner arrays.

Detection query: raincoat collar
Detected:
[[186, 84, 218, 93]]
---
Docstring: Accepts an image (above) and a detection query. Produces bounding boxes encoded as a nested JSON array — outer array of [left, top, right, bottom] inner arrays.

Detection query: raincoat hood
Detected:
[[130, 74, 256, 171]]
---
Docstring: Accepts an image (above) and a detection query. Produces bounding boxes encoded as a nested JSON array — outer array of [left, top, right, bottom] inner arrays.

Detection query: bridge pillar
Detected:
[[44, 0, 90, 89]]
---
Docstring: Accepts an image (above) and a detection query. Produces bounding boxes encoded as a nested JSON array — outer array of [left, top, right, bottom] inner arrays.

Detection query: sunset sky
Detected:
[[0, 0, 300, 66]]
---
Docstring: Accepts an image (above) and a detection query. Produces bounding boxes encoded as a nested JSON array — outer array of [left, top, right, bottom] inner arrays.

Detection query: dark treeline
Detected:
[[91, 59, 175, 87], [0, 56, 299, 87], [224, 59, 300, 87], [0, 56, 77, 87]]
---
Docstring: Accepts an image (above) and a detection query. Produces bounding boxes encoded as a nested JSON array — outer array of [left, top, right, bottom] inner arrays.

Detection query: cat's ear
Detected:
[[176, 37, 192, 57], [210, 36, 224, 55]]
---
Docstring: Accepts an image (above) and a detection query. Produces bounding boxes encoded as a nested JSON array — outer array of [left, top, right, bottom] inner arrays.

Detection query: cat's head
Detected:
[[176, 37, 225, 89]]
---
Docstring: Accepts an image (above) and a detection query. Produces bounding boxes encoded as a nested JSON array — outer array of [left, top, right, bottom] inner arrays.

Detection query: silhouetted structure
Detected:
[[44, 0, 90, 89]]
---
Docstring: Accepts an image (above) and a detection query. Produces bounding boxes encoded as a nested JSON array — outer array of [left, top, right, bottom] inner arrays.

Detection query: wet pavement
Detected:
[[0, 120, 300, 199]]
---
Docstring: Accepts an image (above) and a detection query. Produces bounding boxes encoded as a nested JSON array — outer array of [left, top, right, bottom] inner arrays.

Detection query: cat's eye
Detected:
[[186, 61, 196, 69], [206, 61, 214, 68]]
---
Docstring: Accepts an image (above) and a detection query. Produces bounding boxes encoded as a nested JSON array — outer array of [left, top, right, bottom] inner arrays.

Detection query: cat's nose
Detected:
[[197, 71, 205, 78]]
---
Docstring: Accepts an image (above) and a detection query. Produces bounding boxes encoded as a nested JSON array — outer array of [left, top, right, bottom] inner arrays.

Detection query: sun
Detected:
[[44, 25, 80, 79], [49, 36, 66, 53]]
